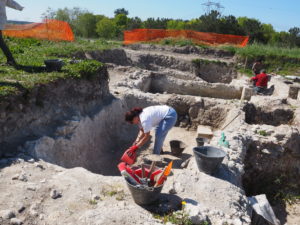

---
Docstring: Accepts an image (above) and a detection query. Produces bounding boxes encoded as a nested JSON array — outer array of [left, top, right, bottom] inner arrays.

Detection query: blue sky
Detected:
[[7, 0, 300, 31]]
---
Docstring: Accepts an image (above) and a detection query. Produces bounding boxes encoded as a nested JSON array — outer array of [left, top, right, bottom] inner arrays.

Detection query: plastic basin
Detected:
[[193, 146, 226, 175]]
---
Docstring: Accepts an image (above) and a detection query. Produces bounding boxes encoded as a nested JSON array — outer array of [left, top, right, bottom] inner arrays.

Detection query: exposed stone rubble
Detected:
[[1, 44, 299, 225]]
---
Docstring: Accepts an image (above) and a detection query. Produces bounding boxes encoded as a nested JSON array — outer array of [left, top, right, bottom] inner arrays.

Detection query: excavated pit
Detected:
[[25, 92, 234, 177], [17, 45, 241, 177], [2, 44, 300, 225], [77, 46, 237, 85], [139, 73, 243, 100], [242, 134, 300, 224], [25, 98, 141, 176], [243, 103, 294, 126]]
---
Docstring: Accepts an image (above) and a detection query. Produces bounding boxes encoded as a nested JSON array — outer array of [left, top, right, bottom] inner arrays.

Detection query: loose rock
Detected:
[[50, 189, 62, 199], [0, 210, 15, 219], [10, 218, 22, 225]]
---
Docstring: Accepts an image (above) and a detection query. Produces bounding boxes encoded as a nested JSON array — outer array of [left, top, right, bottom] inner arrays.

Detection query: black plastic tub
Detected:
[[169, 140, 186, 156], [44, 59, 64, 72], [126, 178, 164, 205], [193, 146, 226, 175], [196, 137, 208, 147]]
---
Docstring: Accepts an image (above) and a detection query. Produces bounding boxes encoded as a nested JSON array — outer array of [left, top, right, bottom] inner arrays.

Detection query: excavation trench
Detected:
[[26, 98, 139, 176], [26, 91, 232, 177], [242, 135, 300, 224], [139, 73, 243, 99], [243, 103, 294, 126]]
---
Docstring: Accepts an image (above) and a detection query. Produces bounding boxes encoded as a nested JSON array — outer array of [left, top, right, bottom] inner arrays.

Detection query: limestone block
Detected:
[[240, 86, 253, 101], [288, 84, 300, 99], [197, 125, 213, 139]]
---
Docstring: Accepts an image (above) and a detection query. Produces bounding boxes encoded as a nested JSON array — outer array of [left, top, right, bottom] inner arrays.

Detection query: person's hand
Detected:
[[128, 145, 138, 152], [124, 145, 138, 156]]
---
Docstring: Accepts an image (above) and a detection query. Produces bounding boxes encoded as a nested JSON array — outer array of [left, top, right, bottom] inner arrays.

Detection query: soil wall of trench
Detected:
[[0, 67, 110, 157]]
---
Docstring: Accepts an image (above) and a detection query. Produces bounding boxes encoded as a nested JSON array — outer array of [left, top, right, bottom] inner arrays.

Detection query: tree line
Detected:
[[43, 7, 300, 47]]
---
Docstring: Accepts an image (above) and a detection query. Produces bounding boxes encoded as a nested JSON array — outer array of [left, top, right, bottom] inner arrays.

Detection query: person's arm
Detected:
[[250, 75, 258, 81], [6, 0, 24, 11], [135, 131, 150, 148], [133, 129, 145, 145]]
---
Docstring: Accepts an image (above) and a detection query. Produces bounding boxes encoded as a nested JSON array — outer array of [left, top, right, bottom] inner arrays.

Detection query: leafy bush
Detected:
[[65, 60, 103, 79], [257, 130, 268, 136]]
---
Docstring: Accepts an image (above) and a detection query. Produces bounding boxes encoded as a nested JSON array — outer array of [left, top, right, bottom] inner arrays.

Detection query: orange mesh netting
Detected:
[[124, 29, 249, 47], [3, 19, 74, 42]]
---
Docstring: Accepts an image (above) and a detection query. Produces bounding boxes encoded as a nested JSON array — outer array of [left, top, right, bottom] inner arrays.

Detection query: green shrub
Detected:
[[257, 130, 268, 136], [65, 60, 103, 79]]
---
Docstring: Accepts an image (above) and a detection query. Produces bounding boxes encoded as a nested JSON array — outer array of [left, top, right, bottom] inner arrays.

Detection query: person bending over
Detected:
[[0, 0, 24, 67], [125, 105, 177, 155]]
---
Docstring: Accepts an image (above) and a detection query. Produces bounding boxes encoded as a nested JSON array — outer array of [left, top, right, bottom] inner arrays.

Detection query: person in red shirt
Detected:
[[250, 69, 269, 94]]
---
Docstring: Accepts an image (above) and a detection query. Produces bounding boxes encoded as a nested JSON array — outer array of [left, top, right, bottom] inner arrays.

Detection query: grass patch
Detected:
[[88, 199, 97, 205], [153, 211, 193, 225], [0, 37, 119, 96], [101, 185, 125, 201], [221, 43, 300, 75], [272, 174, 300, 205], [234, 43, 300, 59], [159, 37, 195, 47], [143, 37, 209, 49], [192, 58, 226, 66], [257, 130, 268, 136]]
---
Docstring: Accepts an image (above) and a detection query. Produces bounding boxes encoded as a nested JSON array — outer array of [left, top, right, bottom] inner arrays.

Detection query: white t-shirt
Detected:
[[139, 105, 170, 133]]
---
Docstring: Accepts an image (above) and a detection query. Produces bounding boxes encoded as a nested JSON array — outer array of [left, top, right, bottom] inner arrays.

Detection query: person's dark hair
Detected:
[[125, 107, 143, 123]]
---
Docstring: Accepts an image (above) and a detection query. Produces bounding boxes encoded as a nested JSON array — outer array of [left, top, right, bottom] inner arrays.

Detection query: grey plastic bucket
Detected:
[[193, 146, 226, 175], [126, 178, 164, 205]]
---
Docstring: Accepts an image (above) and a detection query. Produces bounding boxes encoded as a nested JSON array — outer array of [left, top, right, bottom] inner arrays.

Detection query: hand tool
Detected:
[[147, 161, 156, 179], [154, 161, 173, 187], [118, 162, 140, 185]]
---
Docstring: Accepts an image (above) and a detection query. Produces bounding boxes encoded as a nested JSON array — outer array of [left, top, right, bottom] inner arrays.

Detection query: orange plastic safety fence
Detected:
[[3, 19, 74, 42], [124, 29, 249, 47]]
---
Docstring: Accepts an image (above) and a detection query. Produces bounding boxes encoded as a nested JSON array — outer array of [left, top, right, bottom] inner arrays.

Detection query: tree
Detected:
[[114, 8, 128, 16], [261, 24, 275, 43], [185, 19, 202, 31], [219, 15, 243, 35], [41, 7, 56, 20], [270, 31, 291, 47], [115, 14, 128, 27], [75, 13, 100, 38], [55, 8, 72, 23], [238, 17, 264, 43], [127, 17, 142, 30], [96, 18, 117, 39], [167, 20, 186, 30], [42, 7, 88, 36], [288, 27, 300, 47], [198, 10, 222, 33], [143, 18, 169, 29]]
